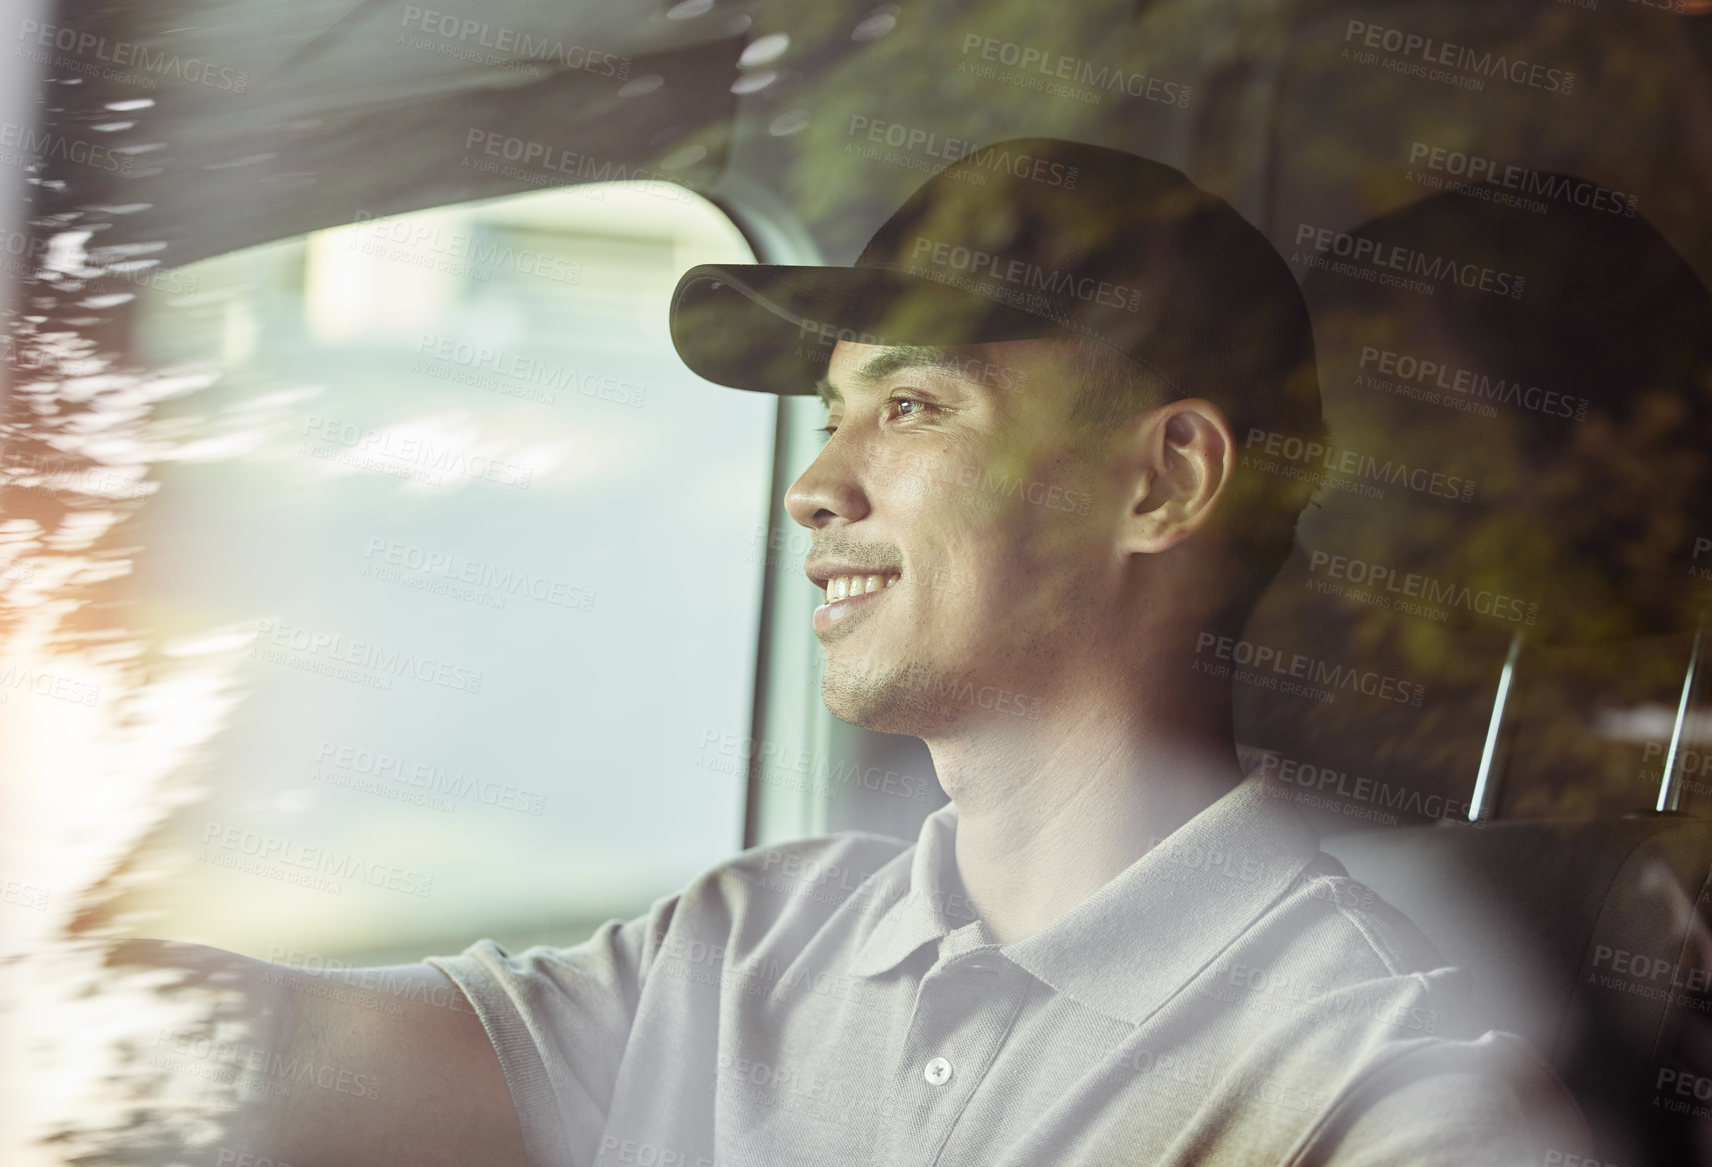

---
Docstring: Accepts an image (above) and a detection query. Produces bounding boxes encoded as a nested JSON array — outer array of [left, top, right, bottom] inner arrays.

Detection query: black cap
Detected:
[[669, 137, 1315, 408]]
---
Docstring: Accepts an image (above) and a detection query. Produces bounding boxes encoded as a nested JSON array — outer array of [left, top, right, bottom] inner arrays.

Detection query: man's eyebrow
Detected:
[[813, 346, 969, 406]]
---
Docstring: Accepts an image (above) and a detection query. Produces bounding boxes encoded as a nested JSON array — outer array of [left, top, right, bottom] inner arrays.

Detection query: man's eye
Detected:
[[888, 396, 936, 419], [814, 398, 933, 440]]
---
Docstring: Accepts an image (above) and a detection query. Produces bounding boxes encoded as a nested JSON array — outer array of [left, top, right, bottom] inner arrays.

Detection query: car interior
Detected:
[[4, 0, 1712, 1163]]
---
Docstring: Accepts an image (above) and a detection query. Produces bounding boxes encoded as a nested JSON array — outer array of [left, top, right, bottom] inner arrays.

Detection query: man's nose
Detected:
[[784, 441, 870, 530]]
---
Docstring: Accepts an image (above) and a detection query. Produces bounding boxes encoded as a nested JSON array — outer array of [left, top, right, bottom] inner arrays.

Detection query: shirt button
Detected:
[[924, 1056, 953, 1086]]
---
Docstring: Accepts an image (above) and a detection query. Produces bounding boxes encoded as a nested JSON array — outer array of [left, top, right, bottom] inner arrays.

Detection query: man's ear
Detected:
[[1119, 398, 1236, 554]]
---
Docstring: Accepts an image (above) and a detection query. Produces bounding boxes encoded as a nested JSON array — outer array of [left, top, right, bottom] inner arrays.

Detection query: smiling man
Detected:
[[414, 139, 1590, 1166], [150, 139, 1589, 1167]]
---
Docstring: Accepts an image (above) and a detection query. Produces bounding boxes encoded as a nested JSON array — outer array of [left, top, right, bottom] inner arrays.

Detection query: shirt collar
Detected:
[[848, 801, 981, 978], [849, 771, 1323, 1026]]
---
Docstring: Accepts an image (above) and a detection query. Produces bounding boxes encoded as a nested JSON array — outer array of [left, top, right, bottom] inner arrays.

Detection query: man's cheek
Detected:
[[1020, 488, 1102, 564]]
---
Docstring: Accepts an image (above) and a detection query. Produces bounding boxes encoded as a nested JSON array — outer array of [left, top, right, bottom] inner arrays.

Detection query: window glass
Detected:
[[103, 183, 771, 963]]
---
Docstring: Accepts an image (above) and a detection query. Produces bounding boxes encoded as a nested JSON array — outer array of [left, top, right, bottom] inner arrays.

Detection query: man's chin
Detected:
[[820, 655, 954, 737], [820, 659, 917, 736]]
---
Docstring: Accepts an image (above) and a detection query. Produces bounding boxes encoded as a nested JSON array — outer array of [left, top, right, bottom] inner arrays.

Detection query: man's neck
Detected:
[[926, 689, 1244, 945]]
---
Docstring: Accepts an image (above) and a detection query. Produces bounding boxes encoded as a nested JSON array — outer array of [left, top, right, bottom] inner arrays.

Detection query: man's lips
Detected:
[[805, 564, 902, 636], [803, 562, 902, 605], [812, 578, 894, 635]]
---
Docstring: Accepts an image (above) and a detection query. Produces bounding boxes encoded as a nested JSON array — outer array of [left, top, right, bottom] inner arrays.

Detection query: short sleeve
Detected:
[[1302, 1031, 1594, 1167], [426, 897, 674, 1167]]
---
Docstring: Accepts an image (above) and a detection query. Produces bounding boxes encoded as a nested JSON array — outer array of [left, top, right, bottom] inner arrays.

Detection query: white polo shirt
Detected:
[[428, 772, 1587, 1166]]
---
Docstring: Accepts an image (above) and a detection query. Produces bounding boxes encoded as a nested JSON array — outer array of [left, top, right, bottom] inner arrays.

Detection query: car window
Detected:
[[37, 183, 772, 964]]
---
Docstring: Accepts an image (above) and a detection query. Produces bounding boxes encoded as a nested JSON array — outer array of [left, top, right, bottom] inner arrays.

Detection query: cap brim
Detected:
[[669, 263, 1072, 395]]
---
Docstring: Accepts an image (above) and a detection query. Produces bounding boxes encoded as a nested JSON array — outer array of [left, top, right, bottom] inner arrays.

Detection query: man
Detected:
[[121, 139, 1585, 1166], [421, 138, 1584, 1164]]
